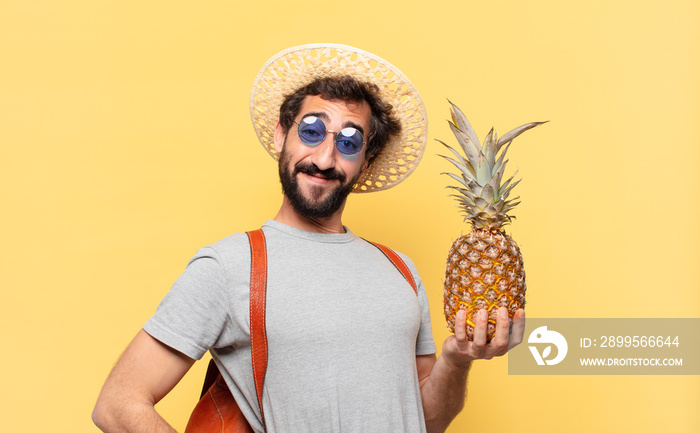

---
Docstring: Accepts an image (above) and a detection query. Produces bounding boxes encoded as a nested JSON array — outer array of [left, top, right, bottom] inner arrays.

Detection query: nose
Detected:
[[310, 133, 337, 171]]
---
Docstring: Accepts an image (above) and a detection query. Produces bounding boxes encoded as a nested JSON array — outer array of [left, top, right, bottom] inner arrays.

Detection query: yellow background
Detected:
[[1, 0, 698, 431]]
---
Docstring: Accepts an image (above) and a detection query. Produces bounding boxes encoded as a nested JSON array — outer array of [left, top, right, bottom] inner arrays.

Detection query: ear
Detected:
[[359, 158, 369, 176], [273, 121, 286, 154]]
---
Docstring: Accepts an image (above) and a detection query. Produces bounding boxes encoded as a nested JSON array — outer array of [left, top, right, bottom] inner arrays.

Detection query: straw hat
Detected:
[[249, 43, 428, 193]]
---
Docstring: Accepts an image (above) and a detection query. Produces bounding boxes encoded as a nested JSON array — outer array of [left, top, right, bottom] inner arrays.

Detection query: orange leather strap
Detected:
[[367, 241, 418, 294], [246, 229, 268, 428]]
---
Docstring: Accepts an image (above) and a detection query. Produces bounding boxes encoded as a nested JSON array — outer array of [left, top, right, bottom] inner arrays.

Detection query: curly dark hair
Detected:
[[278, 76, 402, 164]]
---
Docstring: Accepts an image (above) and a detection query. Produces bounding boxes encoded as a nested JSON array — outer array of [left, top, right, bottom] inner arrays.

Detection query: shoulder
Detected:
[[183, 231, 256, 282], [194, 231, 254, 261], [208, 231, 251, 253], [392, 249, 418, 274], [363, 238, 419, 275], [389, 248, 422, 292], [358, 237, 423, 287]]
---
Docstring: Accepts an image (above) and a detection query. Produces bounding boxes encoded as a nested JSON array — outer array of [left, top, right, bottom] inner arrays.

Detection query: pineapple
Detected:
[[439, 101, 545, 340]]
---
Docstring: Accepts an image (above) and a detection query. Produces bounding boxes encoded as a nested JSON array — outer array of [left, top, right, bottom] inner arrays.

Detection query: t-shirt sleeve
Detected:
[[397, 252, 437, 356], [143, 246, 232, 360], [415, 277, 437, 355]]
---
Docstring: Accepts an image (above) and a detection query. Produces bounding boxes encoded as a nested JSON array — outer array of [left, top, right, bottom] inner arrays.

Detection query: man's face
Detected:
[[274, 95, 371, 219]]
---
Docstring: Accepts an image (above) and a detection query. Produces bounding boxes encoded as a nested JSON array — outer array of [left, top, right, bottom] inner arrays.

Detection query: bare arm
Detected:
[[418, 307, 526, 433], [92, 329, 196, 433]]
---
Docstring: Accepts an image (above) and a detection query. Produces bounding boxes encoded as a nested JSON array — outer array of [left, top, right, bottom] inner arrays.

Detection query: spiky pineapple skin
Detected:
[[444, 228, 526, 340]]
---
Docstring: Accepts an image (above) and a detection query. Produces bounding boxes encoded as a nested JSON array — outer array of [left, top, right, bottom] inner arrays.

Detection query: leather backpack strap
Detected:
[[246, 228, 268, 427], [366, 240, 417, 294]]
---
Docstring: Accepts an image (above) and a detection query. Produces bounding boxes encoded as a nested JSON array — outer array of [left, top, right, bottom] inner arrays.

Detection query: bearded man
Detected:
[[93, 44, 525, 433]]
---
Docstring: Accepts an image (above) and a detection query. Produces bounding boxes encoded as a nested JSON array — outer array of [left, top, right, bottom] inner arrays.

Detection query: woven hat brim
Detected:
[[249, 43, 428, 193]]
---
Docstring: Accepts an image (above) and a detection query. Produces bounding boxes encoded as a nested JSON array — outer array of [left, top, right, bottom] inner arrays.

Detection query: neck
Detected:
[[273, 196, 347, 234]]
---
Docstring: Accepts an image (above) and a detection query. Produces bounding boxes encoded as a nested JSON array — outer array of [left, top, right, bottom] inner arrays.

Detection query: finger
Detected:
[[471, 309, 489, 354], [508, 308, 527, 350], [490, 307, 510, 356], [454, 309, 468, 342]]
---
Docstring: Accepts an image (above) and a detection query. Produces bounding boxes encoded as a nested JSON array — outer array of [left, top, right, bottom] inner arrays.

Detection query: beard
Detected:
[[278, 147, 360, 219]]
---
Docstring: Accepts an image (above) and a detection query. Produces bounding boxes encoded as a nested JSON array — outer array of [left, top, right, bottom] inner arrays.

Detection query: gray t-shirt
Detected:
[[144, 220, 436, 433]]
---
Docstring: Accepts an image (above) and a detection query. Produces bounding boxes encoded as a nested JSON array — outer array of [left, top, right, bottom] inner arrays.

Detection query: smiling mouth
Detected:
[[294, 163, 345, 185], [300, 172, 338, 185]]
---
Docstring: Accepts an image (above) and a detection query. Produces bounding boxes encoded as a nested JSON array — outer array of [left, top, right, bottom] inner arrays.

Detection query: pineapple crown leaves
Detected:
[[438, 100, 546, 229]]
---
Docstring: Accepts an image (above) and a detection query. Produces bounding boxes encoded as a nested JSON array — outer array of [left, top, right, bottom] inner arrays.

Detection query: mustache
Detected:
[[294, 162, 346, 183]]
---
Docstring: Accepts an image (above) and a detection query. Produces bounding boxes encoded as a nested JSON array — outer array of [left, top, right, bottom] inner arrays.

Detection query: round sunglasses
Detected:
[[294, 116, 366, 156]]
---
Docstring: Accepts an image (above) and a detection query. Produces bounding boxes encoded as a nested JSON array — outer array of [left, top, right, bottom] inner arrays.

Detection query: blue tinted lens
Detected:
[[335, 128, 364, 155], [297, 116, 326, 146], [296, 117, 365, 156]]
